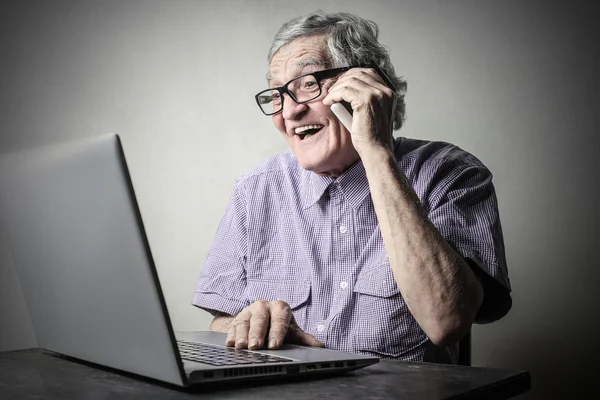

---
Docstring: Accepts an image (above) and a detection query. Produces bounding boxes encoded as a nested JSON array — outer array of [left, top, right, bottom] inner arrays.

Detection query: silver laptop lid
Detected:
[[0, 134, 186, 386]]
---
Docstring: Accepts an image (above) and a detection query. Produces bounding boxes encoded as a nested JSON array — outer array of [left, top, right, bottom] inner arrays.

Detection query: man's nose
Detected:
[[281, 93, 308, 120]]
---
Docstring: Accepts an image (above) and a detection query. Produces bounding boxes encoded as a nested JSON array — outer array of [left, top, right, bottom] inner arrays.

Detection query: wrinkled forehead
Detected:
[[267, 35, 331, 85]]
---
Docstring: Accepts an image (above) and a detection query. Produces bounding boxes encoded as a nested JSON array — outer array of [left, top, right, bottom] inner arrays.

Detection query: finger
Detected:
[[285, 319, 325, 348], [234, 320, 251, 349], [247, 304, 270, 349], [325, 77, 390, 106], [225, 324, 236, 347], [333, 68, 387, 91], [298, 331, 326, 348], [322, 83, 361, 106], [324, 71, 392, 106], [267, 301, 292, 349], [232, 310, 252, 349]]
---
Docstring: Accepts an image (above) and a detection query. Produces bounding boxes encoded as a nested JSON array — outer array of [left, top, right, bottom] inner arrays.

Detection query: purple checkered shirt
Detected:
[[193, 137, 511, 363]]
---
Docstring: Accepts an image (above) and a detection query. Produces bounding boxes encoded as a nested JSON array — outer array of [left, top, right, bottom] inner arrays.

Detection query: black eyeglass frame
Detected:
[[255, 65, 361, 116]]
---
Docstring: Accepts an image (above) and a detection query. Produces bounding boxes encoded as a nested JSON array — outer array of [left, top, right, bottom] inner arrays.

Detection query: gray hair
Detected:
[[268, 11, 407, 130]]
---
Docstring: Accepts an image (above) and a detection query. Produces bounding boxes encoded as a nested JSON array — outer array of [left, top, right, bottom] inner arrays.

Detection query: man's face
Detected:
[[268, 35, 359, 177]]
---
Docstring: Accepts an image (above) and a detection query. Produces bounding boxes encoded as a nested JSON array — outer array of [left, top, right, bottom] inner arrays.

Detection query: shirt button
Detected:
[[340, 281, 348, 289], [316, 324, 325, 333], [339, 225, 348, 234]]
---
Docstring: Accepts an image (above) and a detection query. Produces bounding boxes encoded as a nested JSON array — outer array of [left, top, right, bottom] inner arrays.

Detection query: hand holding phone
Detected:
[[329, 62, 396, 134]]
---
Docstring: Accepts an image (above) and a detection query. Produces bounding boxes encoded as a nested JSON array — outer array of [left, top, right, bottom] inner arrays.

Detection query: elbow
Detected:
[[426, 320, 471, 347], [426, 296, 482, 347], [426, 276, 485, 347]]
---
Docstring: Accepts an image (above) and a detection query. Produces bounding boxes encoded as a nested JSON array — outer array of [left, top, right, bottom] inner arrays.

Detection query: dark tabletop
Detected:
[[0, 349, 530, 399]]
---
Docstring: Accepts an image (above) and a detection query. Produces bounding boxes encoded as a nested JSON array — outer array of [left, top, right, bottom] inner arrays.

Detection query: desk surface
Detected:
[[0, 349, 530, 399]]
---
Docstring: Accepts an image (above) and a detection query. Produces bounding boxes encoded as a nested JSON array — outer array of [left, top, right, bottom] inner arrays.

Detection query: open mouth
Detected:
[[295, 124, 324, 140]]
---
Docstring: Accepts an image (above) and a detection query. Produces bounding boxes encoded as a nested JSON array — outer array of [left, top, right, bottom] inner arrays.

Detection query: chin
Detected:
[[297, 158, 322, 172], [301, 162, 339, 177], [293, 154, 325, 173]]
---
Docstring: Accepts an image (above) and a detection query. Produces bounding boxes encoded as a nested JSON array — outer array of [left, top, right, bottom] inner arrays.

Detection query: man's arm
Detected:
[[194, 176, 323, 350], [361, 147, 483, 346], [324, 68, 483, 346]]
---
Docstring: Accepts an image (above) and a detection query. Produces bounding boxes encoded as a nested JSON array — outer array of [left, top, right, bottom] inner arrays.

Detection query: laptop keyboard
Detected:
[[177, 340, 294, 366]]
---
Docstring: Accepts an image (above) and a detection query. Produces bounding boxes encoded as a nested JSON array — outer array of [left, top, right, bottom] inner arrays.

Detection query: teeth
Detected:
[[294, 125, 324, 134]]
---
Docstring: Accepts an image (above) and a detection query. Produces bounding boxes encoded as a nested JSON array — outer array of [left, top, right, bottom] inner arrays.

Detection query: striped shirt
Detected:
[[193, 137, 511, 362]]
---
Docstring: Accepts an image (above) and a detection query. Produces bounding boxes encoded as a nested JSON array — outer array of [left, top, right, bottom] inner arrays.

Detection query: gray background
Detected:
[[0, 0, 598, 398]]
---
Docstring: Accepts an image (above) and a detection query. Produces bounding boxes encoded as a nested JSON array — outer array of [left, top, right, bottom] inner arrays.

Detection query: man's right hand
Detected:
[[210, 300, 324, 350]]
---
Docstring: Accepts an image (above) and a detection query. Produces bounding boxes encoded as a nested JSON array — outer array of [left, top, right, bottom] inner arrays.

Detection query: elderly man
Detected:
[[193, 11, 511, 363]]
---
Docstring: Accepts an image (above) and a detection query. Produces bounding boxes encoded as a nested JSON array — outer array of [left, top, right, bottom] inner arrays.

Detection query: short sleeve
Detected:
[[425, 158, 512, 324], [192, 180, 250, 316]]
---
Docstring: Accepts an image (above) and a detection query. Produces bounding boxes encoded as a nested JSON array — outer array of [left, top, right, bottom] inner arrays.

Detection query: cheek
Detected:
[[272, 115, 286, 134]]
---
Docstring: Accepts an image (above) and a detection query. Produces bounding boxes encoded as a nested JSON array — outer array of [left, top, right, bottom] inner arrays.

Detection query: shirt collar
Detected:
[[300, 159, 370, 210], [301, 170, 334, 210]]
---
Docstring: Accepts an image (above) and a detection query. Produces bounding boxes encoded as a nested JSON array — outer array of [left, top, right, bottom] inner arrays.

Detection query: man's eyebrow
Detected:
[[266, 56, 329, 85], [295, 56, 328, 70]]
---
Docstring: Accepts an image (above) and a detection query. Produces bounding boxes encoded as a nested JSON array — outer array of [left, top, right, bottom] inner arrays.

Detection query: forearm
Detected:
[[361, 147, 483, 346], [209, 312, 235, 333]]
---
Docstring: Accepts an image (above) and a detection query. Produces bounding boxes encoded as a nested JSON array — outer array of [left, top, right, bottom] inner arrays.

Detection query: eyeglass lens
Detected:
[[257, 74, 321, 115]]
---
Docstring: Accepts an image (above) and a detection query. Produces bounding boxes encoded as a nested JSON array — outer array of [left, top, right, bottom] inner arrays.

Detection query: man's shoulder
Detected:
[[235, 149, 301, 186], [396, 136, 486, 169]]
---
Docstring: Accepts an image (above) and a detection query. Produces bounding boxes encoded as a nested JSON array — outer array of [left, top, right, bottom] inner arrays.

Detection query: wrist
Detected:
[[358, 142, 395, 169], [210, 313, 234, 333]]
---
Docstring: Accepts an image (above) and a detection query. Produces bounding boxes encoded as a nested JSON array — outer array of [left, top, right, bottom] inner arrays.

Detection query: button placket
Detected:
[[328, 181, 355, 346]]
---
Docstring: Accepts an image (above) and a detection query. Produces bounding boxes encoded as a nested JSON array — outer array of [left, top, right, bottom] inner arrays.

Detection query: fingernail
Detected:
[[268, 338, 278, 349], [236, 338, 247, 347], [249, 338, 257, 348]]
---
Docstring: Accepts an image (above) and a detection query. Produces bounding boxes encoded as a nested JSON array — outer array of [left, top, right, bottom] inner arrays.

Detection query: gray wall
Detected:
[[0, 0, 598, 398]]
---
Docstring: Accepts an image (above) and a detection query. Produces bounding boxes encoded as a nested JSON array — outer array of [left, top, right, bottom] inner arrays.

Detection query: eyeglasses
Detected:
[[255, 66, 359, 116]]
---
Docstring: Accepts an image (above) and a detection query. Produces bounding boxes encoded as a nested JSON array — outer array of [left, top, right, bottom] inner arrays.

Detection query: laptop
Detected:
[[0, 133, 378, 387]]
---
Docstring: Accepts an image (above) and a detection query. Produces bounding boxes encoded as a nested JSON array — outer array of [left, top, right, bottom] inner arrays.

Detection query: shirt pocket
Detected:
[[352, 262, 424, 359], [245, 279, 311, 329]]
